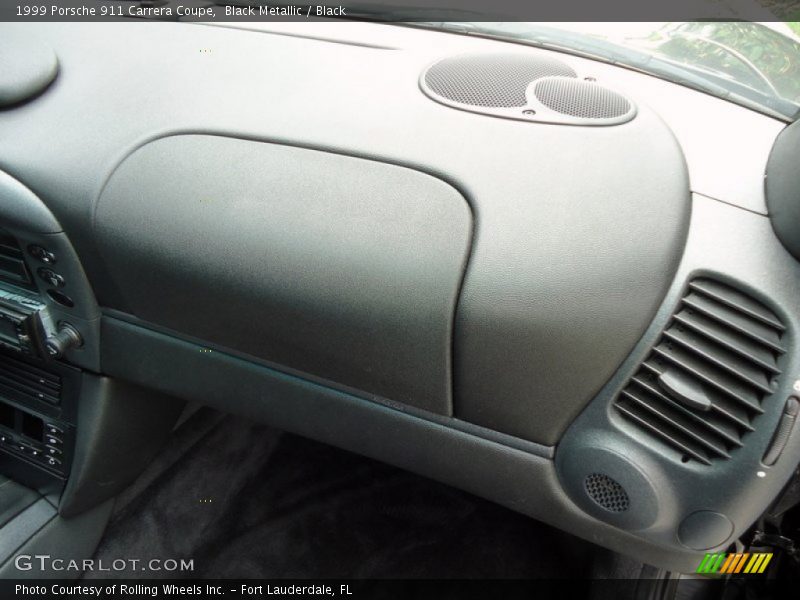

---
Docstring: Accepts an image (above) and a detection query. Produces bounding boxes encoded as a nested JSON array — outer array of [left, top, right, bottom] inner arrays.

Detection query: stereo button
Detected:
[[38, 268, 65, 288], [28, 245, 56, 265]]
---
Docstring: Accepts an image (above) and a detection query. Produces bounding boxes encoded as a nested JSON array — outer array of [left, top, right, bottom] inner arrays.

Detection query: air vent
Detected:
[[0, 353, 61, 406], [615, 279, 787, 465], [0, 228, 32, 288]]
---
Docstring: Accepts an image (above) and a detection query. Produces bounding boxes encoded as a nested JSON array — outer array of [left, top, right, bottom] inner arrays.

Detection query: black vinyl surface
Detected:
[[87, 411, 597, 580]]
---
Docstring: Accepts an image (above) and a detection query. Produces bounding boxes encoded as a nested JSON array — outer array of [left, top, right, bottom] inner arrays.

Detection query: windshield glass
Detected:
[[414, 22, 800, 120]]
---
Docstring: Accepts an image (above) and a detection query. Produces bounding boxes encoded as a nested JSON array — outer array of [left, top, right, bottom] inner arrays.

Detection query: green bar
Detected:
[[696, 554, 714, 573], [711, 554, 727, 573]]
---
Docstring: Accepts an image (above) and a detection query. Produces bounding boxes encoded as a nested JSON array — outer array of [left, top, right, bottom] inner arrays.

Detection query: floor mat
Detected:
[[87, 411, 598, 580]]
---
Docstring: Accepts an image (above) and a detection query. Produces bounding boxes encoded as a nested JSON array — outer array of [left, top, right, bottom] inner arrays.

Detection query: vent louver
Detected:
[[615, 279, 787, 465], [0, 229, 23, 261], [0, 228, 32, 288], [0, 353, 61, 406]]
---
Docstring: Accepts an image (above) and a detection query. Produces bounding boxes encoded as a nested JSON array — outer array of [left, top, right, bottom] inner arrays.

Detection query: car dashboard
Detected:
[[0, 20, 799, 575]]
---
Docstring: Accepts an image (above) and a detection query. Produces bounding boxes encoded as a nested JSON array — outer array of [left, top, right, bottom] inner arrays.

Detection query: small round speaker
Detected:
[[532, 77, 634, 120], [584, 473, 630, 513], [420, 53, 636, 126], [557, 443, 663, 530]]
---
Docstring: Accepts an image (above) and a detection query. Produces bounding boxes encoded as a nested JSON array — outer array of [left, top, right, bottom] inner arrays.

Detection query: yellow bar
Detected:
[[744, 554, 761, 574], [719, 554, 736, 574], [734, 553, 750, 573], [758, 554, 773, 574]]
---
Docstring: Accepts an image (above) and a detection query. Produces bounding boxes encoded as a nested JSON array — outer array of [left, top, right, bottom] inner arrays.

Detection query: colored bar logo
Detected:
[[696, 552, 773, 574]]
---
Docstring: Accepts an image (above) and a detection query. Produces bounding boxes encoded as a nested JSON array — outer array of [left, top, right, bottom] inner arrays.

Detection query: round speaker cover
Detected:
[[533, 77, 634, 120], [558, 444, 663, 530], [422, 53, 577, 108]]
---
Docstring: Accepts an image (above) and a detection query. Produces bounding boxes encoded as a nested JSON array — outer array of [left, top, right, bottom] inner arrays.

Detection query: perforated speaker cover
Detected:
[[533, 77, 633, 119], [423, 53, 577, 107], [584, 473, 630, 512], [420, 54, 636, 126]]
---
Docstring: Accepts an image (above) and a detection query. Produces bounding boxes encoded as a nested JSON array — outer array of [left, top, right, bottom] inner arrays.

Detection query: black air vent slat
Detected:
[[689, 280, 785, 332], [0, 230, 24, 259], [630, 375, 743, 446], [615, 278, 786, 465], [682, 293, 785, 352], [621, 389, 731, 458], [639, 360, 754, 431], [649, 347, 764, 413], [616, 402, 713, 465], [673, 311, 781, 374], [0, 243, 23, 259], [662, 328, 773, 392]]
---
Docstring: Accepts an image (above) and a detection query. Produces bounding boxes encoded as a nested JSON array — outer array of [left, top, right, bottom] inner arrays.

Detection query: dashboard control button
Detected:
[[28, 245, 56, 265], [45, 434, 62, 446], [46, 456, 62, 467], [37, 268, 65, 288], [45, 424, 63, 435], [45, 445, 62, 456]]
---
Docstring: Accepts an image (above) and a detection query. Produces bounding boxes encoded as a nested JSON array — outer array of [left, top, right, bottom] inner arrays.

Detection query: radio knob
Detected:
[[46, 323, 82, 359]]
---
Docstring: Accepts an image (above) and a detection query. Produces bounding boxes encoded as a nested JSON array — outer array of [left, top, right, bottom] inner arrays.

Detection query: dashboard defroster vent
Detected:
[[615, 279, 787, 465]]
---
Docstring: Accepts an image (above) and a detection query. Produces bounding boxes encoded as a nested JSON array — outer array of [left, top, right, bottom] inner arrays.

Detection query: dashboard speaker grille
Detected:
[[584, 473, 630, 512], [615, 279, 787, 465], [422, 53, 576, 108], [532, 77, 632, 119]]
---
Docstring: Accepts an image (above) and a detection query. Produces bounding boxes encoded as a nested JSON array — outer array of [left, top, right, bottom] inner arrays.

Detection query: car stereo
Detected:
[[0, 294, 49, 357]]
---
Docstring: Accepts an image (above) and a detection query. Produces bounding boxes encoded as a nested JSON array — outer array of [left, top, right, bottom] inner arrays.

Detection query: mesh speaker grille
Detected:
[[584, 473, 630, 513], [423, 54, 576, 108], [533, 78, 632, 119]]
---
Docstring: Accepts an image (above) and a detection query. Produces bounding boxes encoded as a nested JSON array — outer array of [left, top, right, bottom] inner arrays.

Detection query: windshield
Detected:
[[412, 22, 800, 120]]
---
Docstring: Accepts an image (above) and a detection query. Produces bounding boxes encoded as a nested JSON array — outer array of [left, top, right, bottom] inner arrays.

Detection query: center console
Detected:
[[0, 169, 184, 578], [0, 170, 100, 497]]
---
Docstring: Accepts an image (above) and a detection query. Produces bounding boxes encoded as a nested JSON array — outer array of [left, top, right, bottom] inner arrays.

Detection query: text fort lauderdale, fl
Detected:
[[17, 584, 354, 596]]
